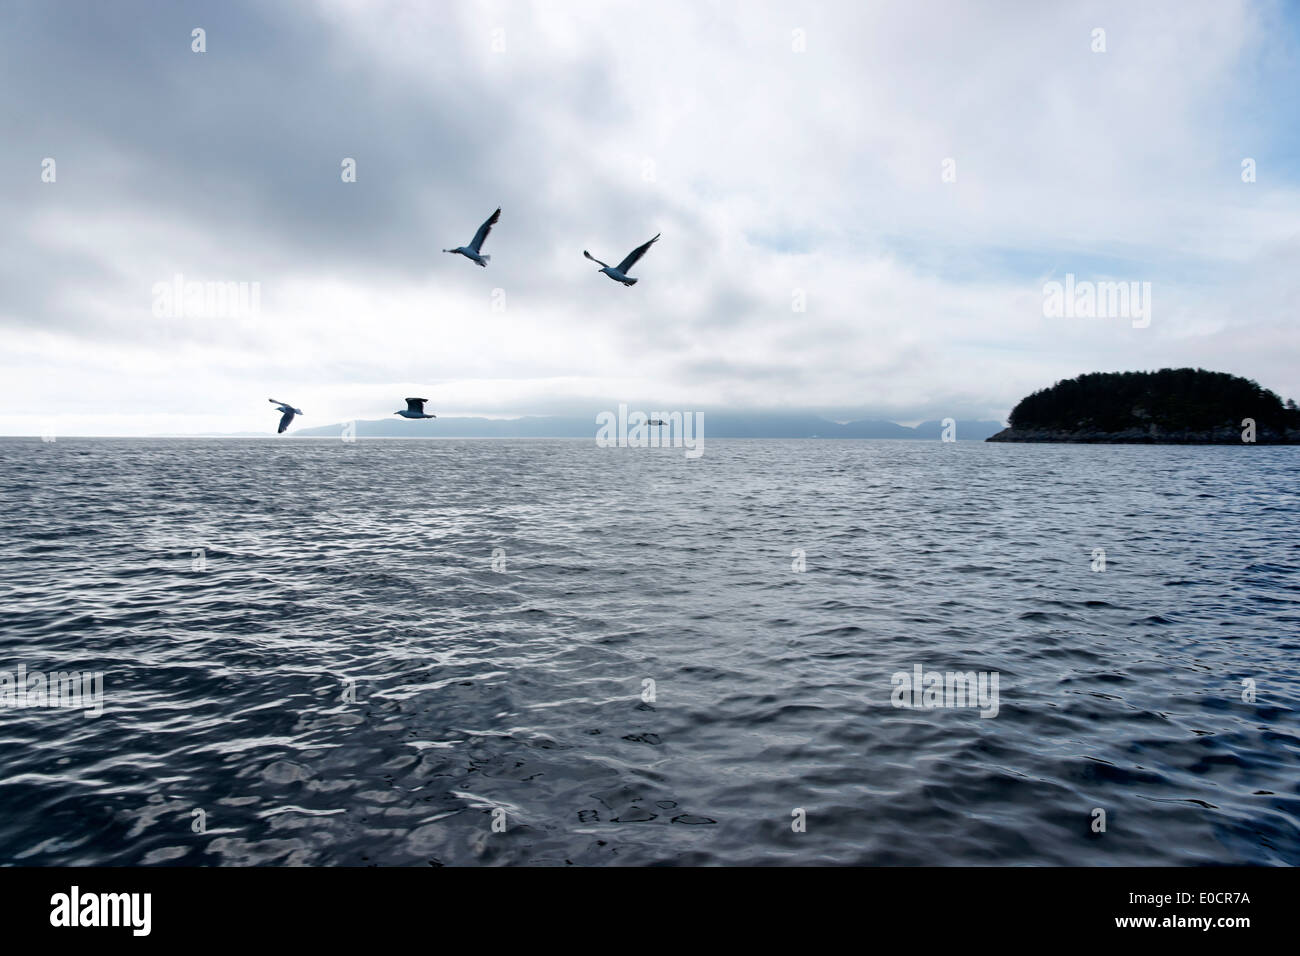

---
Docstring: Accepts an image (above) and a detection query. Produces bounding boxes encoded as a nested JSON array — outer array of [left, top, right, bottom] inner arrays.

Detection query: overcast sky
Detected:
[[2, 0, 1298, 435]]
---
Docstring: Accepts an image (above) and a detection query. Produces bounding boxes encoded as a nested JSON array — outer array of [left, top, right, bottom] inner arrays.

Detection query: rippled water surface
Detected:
[[1, 438, 1297, 866]]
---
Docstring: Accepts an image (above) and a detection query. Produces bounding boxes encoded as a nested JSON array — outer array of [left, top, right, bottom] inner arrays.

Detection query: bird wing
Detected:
[[583, 250, 610, 269], [405, 397, 427, 413], [468, 208, 500, 253], [269, 398, 282, 406], [277, 409, 295, 433], [616, 233, 660, 274]]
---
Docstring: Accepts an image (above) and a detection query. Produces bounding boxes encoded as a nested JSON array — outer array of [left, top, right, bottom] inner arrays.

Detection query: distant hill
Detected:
[[288, 413, 1004, 440], [987, 368, 1300, 444]]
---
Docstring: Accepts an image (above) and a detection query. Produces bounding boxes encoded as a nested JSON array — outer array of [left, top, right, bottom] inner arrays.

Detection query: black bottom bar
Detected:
[[0, 866, 1285, 942]]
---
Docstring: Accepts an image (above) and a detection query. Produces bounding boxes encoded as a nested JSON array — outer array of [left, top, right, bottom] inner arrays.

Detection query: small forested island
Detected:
[[987, 368, 1300, 444]]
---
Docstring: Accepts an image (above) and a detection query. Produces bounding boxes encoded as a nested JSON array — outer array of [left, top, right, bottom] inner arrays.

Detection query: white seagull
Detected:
[[395, 397, 436, 420], [584, 233, 660, 286], [269, 398, 303, 434], [443, 208, 500, 267]]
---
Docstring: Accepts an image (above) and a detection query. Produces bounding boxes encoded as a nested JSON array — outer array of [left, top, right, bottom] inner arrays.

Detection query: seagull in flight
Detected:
[[443, 208, 500, 267], [584, 233, 660, 286], [269, 399, 303, 434], [395, 397, 436, 420]]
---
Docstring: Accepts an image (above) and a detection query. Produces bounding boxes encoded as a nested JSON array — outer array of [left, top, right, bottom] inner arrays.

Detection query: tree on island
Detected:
[[1003, 368, 1300, 438]]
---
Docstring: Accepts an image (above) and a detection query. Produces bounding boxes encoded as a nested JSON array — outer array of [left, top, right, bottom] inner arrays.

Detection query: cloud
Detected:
[[1, 0, 1298, 434]]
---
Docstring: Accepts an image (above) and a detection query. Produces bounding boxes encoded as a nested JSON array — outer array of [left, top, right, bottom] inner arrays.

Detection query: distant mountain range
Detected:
[[286, 414, 1004, 440]]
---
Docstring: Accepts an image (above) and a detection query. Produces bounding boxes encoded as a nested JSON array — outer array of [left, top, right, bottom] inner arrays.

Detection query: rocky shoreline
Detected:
[[986, 425, 1300, 444]]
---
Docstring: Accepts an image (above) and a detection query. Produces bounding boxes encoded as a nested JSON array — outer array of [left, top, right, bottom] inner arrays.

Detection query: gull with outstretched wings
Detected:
[[269, 398, 303, 434], [443, 208, 500, 267], [584, 233, 660, 286], [395, 397, 437, 420]]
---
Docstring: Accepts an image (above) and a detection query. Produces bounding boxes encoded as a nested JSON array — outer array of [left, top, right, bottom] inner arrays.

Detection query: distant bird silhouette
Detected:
[[269, 398, 302, 434], [584, 233, 660, 286], [443, 208, 500, 267], [647, 418, 667, 426], [395, 397, 436, 420]]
